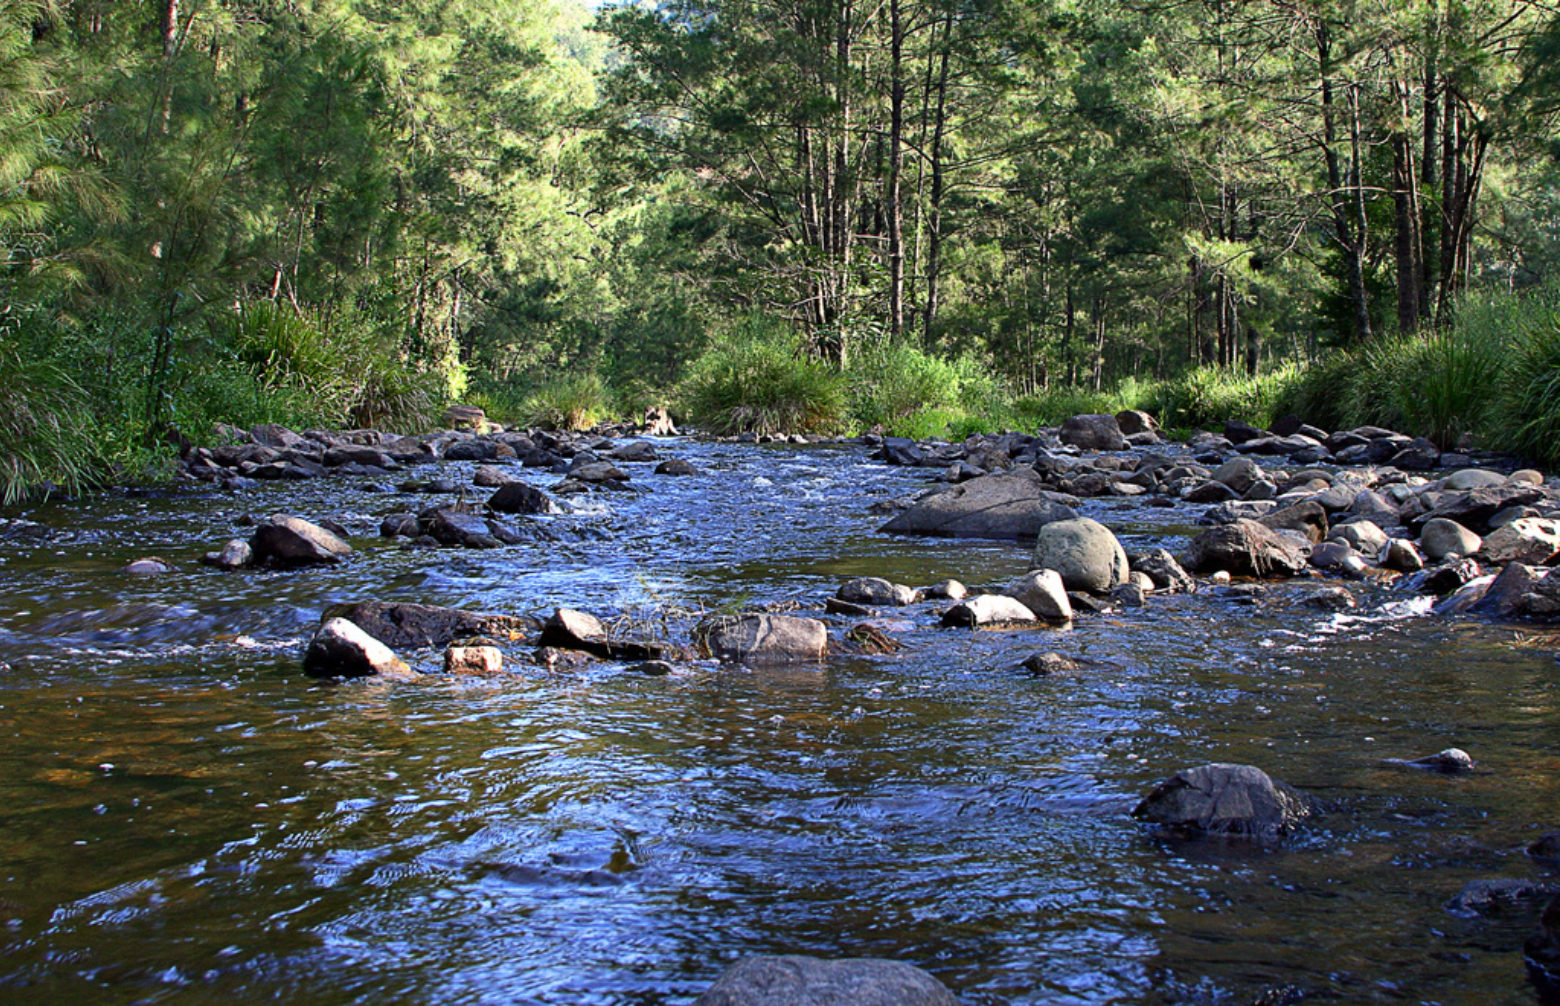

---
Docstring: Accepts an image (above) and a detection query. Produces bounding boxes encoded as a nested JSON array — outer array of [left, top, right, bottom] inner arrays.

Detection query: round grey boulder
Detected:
[[1420, 517, 1482, 561], [1031, 517, 1129, 592], [837, 577, 917, 607]]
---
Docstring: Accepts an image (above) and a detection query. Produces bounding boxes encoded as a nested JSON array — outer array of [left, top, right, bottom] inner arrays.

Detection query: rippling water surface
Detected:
[[0, 440, 1556, 1004]]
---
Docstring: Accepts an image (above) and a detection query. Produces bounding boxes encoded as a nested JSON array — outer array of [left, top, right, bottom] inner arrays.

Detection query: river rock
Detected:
[[693, 955, 958, 1006], [1111, 581, 1147, 606], [1022, 651, 1078, 676], [324, 602, 535, 649], [1529, 833, 1560, 861], [425, 507, 500, 548], [1059, 413, 1128, 451], [567, 461, 630, 484], [921, 579, 967, 601], [609, 440, 658, 463], [1184, 480, 1238, 504], [692, 613, 829, 663], [541, 608, 669, 661], [1382, 538, 1425, 572], [879, 468, 1078, 540], [487, 481, 557, 515], [826, 597, 874, 616], [1114, 409, 1157, 436], [1446, 468, 1507, 491], [473, 465, 517, 488], [445, 438, 499, 462], [1130, 549, 1195, 593], [1132, 763, 1311, 838], [1480, 517, 1560, 565], [201, 539, 253, 570], [1329, 520, 1388, 557], [1002, 569, 1073, 622], [1434, 573, 1496, 614], [1031, 518, 1129, 592], [837, 577, 917, 606], [1212, 457, 1263, 495], [1399, 747, 1475, 773], [1184, 519, 1308, 578], [1421, 518, 1483, 561], [250, 515, 351, 567], [123, 557, 172, 575], [655, 458, 699, 476], [303, 618, 412, 679], [1525, 896, 1560, 997], [445, 643, 503, 675], [1468, 563, 1544, 619], [1411, 483, 1549, 534], [1258, 501, 1329, 543], [443, 404, 487, 430], [940, 594, 1038, 627], [1447, 878, 1560, 917], [1390, 437, 1442, 470]]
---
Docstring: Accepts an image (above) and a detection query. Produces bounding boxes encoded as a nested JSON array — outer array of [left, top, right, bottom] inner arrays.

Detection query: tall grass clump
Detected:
[[0, 349, 104, 504], [682, 316, 845, 434], [846, 342, 1007, 436], [1153, 363, 1305, 430], [520, 372, 609, 431], [1494, 300, 1560, 465]]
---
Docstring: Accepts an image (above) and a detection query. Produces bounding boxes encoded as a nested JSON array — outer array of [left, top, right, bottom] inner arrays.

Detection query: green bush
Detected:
[[521, 372, 609, 431], [0, 348, 104, 503], [682, 316, 846, 434], [1154, 363, 1305, 430], [1496, 309, 1560, 465]]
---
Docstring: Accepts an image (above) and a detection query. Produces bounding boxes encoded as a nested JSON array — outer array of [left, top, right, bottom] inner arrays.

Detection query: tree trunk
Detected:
[[886, 0, 904, 343]]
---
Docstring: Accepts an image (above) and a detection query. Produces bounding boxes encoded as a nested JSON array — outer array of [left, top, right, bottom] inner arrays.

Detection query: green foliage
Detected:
[[1499, 313, 1560, 465], [0, 344, 103, 504], [521, 372, 609, 431], [1153, 364, 1305, 431], [682, 316, 846, 434], [845, 343, 1006, 435]]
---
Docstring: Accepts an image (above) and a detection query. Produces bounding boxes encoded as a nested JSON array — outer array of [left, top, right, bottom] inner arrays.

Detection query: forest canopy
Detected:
[[7, 0, 1560, 494]]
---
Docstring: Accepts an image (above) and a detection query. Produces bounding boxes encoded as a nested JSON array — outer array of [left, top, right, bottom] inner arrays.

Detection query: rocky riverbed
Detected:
[[0, 409, 1556, 1004]]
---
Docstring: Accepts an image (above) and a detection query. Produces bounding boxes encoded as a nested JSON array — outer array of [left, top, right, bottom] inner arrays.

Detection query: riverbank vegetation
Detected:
[[8, 0, 1560, 500]]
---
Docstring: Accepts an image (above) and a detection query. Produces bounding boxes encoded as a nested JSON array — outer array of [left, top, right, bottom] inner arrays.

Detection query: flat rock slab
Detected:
[[694, 955, 959, 1006], [880, 468, 1077, 540], [693, 614, 828, 664], [324, 602, 536, 650], [539, 608, 670, 661]]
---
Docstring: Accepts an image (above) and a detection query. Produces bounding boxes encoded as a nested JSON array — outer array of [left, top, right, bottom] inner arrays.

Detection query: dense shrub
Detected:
[[1495, 306, 1560, 465], [682, 317, 846, 434], [0, 348, 103, 503], [521, 372, 609, 431]]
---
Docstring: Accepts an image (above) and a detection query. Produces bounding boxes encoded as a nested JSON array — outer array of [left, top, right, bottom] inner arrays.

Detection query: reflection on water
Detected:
[[0, 439, 1555, 1004]]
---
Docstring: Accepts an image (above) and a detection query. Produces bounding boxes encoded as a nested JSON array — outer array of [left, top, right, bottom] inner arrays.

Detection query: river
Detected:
[[0, 438, 1554, 1004]]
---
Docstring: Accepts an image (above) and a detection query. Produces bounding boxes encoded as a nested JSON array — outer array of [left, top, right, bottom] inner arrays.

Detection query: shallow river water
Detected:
[[0, 439, 1556, 1005]]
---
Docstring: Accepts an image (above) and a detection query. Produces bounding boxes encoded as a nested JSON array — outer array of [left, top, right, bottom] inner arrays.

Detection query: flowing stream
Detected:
[[0, 439, 1555, 1004]]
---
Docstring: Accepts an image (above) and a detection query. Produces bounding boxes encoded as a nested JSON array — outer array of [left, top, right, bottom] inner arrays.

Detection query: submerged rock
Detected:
[[1526, 896, 1560, 998], [486, 481, 556, 515], [1447, 878, 1559, 917], [1133, 763, 1312, 838], [1021, 651, 1078, 676], [1384, 747, 1475, 773], [303, 618, 412, 680], [879, 468, 1077, 540], [692, 613, 829, 664], [123, 557, 172, 575], [200, 539, 253, 570], [694, 955, 959, 1006]]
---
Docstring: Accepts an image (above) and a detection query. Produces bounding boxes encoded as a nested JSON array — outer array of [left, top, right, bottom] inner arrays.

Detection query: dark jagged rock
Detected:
[[1525, 896, 1560, 998], [1258, 501, 1329, 544], [249, 515, 351, 567], [694, 955, 959, 1006], [1130, 549, 1195, 593], [323, 601, 536, 650], [1059, 413, 1128, 451], [1133, 763, 1312, 838], [655, 458, 699, 476], [486, 481, 556, 514], [1447, 878, 1559, 917], [1410, 483, 1549, 535], [1184, 519, 1308, 578]]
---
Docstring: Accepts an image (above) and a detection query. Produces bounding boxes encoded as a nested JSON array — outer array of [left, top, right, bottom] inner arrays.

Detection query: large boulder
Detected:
[[693, 614, 828, 664], [1114, 409, 1157, 436], [694, 955, 959, 1006], [1031, 518, 1129, 592], [250, 515, 351, 567], [1059, 414, 1128, 451], [322, 601, 535, 650], [303, 618, 413, 680], [1001, 569, 1073, 622], [1184, 519, 1308, 578], [879, 468, 1078, 540], [1133, 763, 1312, 838]]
